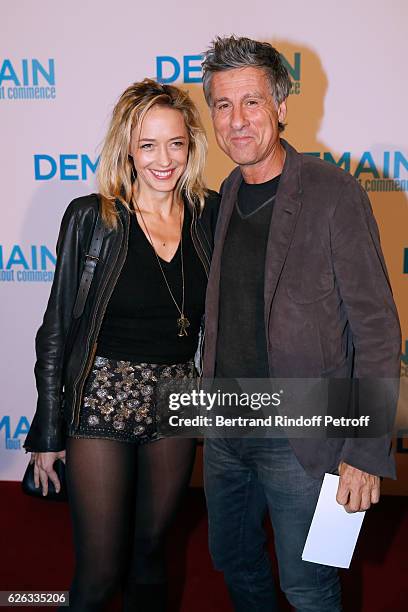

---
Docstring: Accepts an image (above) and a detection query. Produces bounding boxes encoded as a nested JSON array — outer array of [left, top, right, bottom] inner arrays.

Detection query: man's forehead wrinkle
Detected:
[[213, 90, 266, 102], [213, 67, 268, 83], [212, 71, 272, 101], [216, 78, 268, 88]]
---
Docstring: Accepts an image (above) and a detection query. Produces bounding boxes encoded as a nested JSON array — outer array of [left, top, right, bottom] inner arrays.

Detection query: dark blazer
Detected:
[[203, 139, 401, 479]]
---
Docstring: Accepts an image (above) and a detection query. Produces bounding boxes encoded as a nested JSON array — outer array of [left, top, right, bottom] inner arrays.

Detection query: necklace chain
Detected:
[[133, 197, 190, 337]]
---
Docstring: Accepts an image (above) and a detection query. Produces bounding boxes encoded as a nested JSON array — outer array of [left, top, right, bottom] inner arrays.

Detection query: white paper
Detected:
[[302, 473, 365, 568]]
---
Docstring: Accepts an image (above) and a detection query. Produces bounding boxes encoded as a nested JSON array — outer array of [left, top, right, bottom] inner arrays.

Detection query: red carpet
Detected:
[[0, 483, 407, 611]]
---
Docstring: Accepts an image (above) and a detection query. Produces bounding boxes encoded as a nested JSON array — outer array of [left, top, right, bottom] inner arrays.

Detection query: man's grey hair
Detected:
[[202, 35, 292, 131]]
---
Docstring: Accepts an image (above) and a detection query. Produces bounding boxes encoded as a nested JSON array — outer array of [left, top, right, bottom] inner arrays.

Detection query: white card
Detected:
[[302, 473, 365, 568]]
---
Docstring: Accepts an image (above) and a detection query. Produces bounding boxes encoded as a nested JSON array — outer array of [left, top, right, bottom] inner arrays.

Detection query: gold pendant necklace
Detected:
[[133, 198, 190, 337]]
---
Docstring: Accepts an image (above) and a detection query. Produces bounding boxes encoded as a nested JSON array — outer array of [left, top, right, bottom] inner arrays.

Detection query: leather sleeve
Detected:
[[24, 200, 84, 452], [330, 177, 401, 478]]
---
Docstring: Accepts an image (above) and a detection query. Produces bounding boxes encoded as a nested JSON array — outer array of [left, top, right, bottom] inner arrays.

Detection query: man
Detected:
[[201, 36, 401, 611]]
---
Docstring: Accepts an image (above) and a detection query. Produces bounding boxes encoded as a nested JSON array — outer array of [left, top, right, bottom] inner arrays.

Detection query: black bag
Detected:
[[22, 459, 68, 501], [22, 195, 105, 501]]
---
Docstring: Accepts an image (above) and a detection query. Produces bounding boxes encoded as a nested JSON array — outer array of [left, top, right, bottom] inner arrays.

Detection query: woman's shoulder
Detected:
[[204, 189, 221, 207], [59, 193, 100, 233], [63, 193, 99, 219], [54, 194, 101, 250], [197, 189, 220, 237], [201, 189, 220, 218]]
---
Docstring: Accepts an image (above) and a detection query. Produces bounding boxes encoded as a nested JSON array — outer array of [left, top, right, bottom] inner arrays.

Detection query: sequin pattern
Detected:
[[75, 356, 194, 444]]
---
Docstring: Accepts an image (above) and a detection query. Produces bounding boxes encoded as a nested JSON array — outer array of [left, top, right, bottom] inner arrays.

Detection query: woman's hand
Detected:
[[30, 450, 66, 496]]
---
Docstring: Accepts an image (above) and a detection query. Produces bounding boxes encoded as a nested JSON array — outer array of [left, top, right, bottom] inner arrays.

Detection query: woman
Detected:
[[24, 79, 219, 611]]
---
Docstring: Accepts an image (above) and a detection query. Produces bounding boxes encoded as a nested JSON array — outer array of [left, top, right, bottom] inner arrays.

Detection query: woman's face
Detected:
[[130, 105, 189, 196]]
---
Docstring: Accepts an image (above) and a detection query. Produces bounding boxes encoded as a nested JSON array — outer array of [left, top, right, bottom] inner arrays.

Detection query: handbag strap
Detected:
[[72, 196, 106, 319]]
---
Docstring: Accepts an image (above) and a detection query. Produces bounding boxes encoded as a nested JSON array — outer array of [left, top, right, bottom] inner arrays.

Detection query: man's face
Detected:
[[210, 66, 286, 168]]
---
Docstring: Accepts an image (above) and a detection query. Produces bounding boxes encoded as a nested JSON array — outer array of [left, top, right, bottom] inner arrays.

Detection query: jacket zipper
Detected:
[[83, 341, 98, 380], [189, 204, 210, 376], [71, 211, 130, 429], [190, 204, 210, 277]]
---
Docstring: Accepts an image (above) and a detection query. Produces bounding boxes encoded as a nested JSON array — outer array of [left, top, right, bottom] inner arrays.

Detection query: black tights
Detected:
[[65, 436, 196, 611]]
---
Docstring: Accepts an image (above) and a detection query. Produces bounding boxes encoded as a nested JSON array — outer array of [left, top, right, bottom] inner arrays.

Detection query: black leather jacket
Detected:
[[24, 191, 219, 452]]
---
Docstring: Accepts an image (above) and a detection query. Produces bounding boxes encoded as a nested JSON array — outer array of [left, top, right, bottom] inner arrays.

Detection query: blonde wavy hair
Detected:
[[97, 79, 208, 228]]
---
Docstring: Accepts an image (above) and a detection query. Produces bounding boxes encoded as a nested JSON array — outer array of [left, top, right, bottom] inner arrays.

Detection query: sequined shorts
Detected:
[[72, 355, 195, 444]]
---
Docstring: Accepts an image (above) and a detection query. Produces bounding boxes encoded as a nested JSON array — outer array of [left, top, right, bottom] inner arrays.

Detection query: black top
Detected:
[[97, 204, 207, 364], [216, 175, 281, 378]]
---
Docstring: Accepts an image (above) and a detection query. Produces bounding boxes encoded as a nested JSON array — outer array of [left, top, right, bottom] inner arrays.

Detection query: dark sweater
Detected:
[[216, 175, 281, 378]]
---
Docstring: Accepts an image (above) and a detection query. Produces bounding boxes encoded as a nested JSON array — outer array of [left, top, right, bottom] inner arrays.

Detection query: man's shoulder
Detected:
[[300, 153, 359, 192], [218, 148, 364, 198], [297, 154, 370, 224]]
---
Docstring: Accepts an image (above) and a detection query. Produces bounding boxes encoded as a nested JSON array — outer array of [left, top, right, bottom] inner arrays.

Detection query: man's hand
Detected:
[[336, 461, 380, 512]]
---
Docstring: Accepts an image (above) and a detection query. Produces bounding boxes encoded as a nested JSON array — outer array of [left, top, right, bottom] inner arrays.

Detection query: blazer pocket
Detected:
[[286, 271, 335, 304], [320, 356, 350, 378]]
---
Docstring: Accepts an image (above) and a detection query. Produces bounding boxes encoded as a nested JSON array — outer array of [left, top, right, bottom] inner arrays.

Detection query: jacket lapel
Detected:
[[264, 140, 303, 330], [203, 140, 303, 378], [203, 167, 242, 377]]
